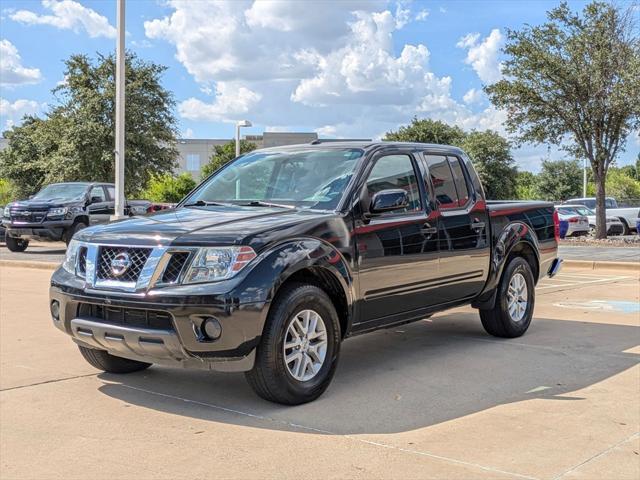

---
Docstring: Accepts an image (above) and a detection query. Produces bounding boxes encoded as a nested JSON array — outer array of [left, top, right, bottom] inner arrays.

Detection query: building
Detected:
[[175, 131, 318, 179]]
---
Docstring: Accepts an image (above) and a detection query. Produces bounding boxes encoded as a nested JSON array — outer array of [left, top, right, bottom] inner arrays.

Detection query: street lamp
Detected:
[[235, 120, 252, 157], [113, 0, 126, 219]]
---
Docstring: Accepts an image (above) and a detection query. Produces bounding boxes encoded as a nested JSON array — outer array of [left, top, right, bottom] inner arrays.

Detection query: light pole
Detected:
[[113, 0, 126, 219], [235, 120, 252, 157]]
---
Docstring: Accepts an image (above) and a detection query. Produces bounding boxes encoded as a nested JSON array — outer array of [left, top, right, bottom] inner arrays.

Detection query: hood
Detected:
[[8, 197, 84, 209], [76, 205, 341, 250]]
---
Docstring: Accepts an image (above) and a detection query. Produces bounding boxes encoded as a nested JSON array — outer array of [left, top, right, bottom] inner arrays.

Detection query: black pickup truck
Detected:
[[50, 142, 561, 404], [2, 182, 150, 251]]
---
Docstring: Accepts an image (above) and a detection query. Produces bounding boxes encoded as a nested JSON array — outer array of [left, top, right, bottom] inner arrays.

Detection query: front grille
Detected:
[[96, 246, 152, 282], [77, 303, 174, 331], [10, 208, 47, 223], [161, 251, 191, 284], [77, 246, 87, 276]]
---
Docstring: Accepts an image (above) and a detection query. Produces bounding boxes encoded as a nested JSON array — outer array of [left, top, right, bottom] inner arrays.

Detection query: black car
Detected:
[[50, 142, 561, 404], [2, 182, 150, 252]]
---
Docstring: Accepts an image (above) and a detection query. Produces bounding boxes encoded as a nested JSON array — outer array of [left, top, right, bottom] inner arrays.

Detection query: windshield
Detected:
[[559, 206, 593, 216], [32, 184, 88, 201], [185, 148, 363, 210]]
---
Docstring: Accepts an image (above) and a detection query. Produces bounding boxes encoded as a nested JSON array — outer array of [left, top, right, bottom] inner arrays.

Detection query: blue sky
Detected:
[[1, 0, 637, 172]]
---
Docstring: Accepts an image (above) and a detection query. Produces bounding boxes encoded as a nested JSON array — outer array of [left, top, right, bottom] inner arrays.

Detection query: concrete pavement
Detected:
[[1, 266, 638, 479]]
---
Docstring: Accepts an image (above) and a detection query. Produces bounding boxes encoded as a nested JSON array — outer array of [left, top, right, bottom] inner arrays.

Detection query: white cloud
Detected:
[[180, 82, 262, 123], [0, 97, 45, 130], [146, 1, 506, 139], [463, 88, 483, 105], [10, 0, 116, 39], [415, 9, 429, 21], [0, 39, 42, 87], [457, 28, 504, 84]]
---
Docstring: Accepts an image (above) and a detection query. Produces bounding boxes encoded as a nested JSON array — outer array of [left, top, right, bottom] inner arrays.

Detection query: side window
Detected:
[[106, 186, 115, 200], [424, 155, 459, 210], [448, 156, 470, 207], [90, 186, 106, 202], [365, 154, 421, 215], [605, 198, 615, 208]]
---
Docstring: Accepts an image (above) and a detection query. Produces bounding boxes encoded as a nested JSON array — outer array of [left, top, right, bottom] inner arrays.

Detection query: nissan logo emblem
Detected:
[[110, 252, 131, 276]]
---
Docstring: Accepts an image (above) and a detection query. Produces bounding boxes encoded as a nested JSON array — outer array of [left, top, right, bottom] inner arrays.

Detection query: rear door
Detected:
[[422, 153, 490, 303], [354, 151, 440, 326]]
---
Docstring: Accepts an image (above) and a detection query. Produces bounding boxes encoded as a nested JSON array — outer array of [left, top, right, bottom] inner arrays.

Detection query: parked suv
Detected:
[[2, 182, 150, 252], [50, 142, 560, 404]]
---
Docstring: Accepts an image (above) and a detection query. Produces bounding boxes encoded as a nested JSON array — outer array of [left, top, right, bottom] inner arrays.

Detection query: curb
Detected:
[[0, 259, 60, 270], [562, 259, 640, 272]]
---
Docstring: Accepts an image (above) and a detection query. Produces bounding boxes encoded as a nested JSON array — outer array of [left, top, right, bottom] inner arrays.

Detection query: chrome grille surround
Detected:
[[72, 242, 197, 293]]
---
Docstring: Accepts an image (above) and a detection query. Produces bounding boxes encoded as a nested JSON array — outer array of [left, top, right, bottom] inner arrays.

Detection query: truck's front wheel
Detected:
[[479, 256, 535, 338], [5, 234, 28, 252], [78, 345, 151, 373], [245, 283, 341, 405]]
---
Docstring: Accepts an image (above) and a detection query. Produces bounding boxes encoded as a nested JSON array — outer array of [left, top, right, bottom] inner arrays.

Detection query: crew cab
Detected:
[[2, 182, 150, 252], [50, 142, 561, 405]]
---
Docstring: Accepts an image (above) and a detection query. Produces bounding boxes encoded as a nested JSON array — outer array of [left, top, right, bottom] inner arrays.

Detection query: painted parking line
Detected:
[[538, 273, 632, 291]]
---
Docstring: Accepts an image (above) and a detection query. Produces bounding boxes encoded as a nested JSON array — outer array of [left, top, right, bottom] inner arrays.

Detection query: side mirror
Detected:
[[370, 189, 409, 214], [90, 196, 102, 204]]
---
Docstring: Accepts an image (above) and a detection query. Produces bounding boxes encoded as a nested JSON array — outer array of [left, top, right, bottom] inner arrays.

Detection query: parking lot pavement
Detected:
[[559, 245, 640, 262], [0, 241, 65, 264], [1, 266, 639, 480]]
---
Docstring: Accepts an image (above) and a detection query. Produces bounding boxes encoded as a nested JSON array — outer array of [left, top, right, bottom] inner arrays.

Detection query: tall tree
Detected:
[[486, 2, 640, 238], [0, 52, 178, 197], [385, 118, 466, 145], [535, 159, 582, 201], [200, 140, 257, 180]]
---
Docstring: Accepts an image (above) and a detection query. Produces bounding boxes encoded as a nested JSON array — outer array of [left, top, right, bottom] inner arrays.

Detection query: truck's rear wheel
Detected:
[[245, 283, 341, 405], [5, 234, 28, 252], [78, 345, 151, 373], [480, 256, 535, 338]]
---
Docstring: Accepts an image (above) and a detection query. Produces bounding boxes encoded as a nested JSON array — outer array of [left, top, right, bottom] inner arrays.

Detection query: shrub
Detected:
[[141, 173, 197, 203]]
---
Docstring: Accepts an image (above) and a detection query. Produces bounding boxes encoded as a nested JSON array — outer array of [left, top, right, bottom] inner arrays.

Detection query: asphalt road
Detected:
[[1, 241, 639, 265], [1, 265, 638, 479]]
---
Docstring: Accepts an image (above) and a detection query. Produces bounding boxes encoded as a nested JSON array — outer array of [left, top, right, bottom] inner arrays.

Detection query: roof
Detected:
[[254, 140, 466, 154]]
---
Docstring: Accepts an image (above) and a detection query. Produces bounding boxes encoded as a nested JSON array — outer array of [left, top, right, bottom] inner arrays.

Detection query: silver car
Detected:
[[555, 205, 624, 235]]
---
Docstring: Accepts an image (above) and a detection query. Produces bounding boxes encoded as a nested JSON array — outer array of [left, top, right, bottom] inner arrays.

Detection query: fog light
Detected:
[[202, 317, 222, 340], [50, 300, 60, 321]]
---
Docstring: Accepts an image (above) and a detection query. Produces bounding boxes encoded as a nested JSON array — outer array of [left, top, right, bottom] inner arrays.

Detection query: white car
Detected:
[[556, 205, 624, 235], [564, 197, 640, 234], [554, 206, 590, 237]]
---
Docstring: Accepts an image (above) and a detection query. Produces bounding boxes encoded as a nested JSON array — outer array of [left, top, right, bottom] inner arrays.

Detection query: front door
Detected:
[[354, 152, 440, 327], [87, 185, 111, 224], [422, 154, 490, 303]]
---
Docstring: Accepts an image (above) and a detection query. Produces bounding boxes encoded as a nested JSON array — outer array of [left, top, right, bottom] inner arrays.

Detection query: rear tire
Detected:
[[619, 219, 630, 235], [245, 283, 341, 405], [5, 234, 28, 252], [78, 345, 151, 373], [479, 256, 535, 338]]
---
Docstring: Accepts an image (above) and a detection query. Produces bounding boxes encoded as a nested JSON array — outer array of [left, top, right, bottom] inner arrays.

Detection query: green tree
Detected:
[[460, 130, 517, 199], [384, 118, 466, 145], [141, 173, 197, 203], [0, 52, 178, 197], [200, 140, 257, 180], [515, 171, 538, 200], [535, 159, 582, 201], [604, 168, 640, 200], [485, 1, 640, 238], [0, 178, 16, 205]]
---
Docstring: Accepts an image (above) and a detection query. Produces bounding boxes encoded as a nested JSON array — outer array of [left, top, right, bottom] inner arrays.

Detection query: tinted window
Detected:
[[605, 198, 616, 208], [366, 154, 421, 214], [90, 186, 106, 202], [448, 156, 470, 206], [424, 155, 458, 210]]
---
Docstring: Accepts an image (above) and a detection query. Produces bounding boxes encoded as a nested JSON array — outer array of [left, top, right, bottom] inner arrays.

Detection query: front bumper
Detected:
[[50, 272, 268, 372], [4, 219, 73, 241]]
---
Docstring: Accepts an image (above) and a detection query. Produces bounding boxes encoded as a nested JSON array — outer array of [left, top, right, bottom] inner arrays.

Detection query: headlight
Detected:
[[48, 207, 68, 217], [3, 205, 9, 217], [183, 246, 257, 284], [62, 239, 81, 274]]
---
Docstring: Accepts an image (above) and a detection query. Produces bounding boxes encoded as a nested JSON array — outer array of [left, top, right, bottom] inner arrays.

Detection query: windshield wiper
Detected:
[[183, 200, 233, 207], [242, 201, 296, 210]]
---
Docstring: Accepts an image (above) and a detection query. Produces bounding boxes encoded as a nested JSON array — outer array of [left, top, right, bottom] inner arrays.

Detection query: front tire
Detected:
[[479, 256, 535, 338], [78, 345, 151, 373], [245, 283, 341, 405], [5, 234, 28, 252]]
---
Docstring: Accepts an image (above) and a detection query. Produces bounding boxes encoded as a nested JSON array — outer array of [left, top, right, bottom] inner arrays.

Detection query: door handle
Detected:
[[421, 223, 437, 235], [471, 221, 485, 231]]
